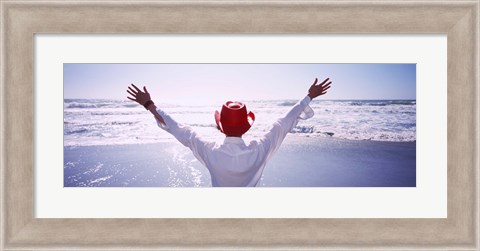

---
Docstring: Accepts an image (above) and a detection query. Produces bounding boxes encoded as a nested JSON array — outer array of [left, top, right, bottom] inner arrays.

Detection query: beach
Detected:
[[64, 135, 416, 187], [64, 98, 416, 187]]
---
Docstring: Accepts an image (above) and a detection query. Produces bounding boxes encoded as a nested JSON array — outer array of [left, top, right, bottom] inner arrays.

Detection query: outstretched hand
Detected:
[[127, 83, 151, 106], [127, 83, 166, 125], [307, 77, 332, 100]]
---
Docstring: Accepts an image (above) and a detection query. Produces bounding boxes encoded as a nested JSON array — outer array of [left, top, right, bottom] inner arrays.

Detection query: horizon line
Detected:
[[64, 98, 417, 101]]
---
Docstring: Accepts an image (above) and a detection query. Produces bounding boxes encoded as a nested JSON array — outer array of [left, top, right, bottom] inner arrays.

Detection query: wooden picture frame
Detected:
[[1, 0, 478, 249]]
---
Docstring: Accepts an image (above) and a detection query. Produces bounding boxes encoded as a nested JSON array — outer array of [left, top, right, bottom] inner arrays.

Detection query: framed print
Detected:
[[36, 35, 446, 219], [1, 0, 478, 250]]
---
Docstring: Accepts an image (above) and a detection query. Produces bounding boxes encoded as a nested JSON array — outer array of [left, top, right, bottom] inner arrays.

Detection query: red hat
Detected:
[[214, 101, 255, 137]]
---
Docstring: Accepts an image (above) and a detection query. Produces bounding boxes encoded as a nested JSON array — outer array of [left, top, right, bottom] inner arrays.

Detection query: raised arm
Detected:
[[259, 77, 332, 160], [126, 83, 213, 166]]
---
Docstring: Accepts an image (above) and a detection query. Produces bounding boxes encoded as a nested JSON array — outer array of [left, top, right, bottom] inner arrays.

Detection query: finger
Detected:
[[322, 82, 332, 89], [320, 91, 327, 95], [143, 86, 149, 94], [321, 83, 332, 90], [127, 90, 137, 97], [320, 78, 330, 85], [131, 83, 141, 92], [127, 96, 136, 101], [321, 81, 332, 87], [311, 78, 318, 86], [128, 86, 138, 94], [322, 86, 331, 91]]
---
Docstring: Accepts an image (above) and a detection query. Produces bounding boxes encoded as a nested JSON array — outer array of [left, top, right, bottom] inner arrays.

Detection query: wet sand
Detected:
[[64, 136, 415, 187]]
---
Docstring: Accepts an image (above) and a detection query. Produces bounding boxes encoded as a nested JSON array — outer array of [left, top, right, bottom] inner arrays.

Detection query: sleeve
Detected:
[[258, 96, 314, 161], [154, 108, 213, 167]]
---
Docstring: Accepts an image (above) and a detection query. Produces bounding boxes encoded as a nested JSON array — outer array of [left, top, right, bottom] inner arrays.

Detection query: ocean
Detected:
[[63, 99, 416, 147]]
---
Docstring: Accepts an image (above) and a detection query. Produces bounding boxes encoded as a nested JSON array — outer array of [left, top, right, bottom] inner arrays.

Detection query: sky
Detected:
[[64, 64, 416, 102]]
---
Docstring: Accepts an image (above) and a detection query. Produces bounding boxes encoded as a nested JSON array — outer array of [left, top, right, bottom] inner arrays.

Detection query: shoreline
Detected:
[[64, 134, 416, 148]]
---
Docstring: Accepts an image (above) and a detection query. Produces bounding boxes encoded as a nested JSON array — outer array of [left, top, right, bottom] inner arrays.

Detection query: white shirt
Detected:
[[156, 96, 314, 187]]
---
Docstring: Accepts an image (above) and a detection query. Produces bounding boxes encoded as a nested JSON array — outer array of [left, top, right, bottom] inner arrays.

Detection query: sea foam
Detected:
[[64, 99, 416, 146]]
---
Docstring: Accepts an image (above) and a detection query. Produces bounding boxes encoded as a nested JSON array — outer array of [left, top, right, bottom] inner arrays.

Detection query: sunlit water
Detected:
[[64, 99, 416, 147]]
